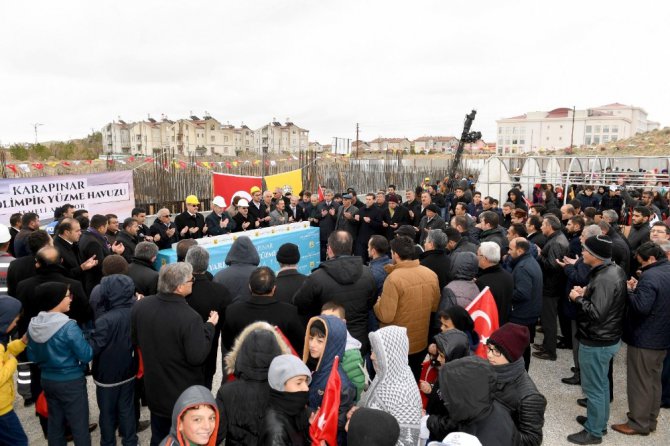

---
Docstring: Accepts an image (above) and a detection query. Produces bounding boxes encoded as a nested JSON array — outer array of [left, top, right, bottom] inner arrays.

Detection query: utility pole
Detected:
[[569, 105, 576, 150], [355, 123, 360, 158], [33, 123, 44, 144]]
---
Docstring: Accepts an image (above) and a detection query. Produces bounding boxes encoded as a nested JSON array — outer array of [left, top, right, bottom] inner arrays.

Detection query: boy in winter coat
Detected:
[[260, 354, 313, 445], [27, 282, 93, 445], [160, 385, 219, 446], [321, 302, 368, 401], [0, 295, 28, 446], [304, 315, 356, 445]]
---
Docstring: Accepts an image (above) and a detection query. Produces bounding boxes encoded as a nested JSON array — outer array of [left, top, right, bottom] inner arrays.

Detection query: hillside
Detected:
[[573, 127, 670, 156]]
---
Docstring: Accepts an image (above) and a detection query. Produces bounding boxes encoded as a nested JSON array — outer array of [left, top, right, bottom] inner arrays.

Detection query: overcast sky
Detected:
[[1, 0, 667, 146]]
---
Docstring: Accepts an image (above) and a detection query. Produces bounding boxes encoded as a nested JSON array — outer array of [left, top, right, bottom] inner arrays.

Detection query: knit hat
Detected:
[[0, 295, 22, 333], [426, 204, 439, 214], [276, 243, 300, 265], [388, 195, 399, 204], [487, 323, 529, 363], [35, 282, 70, 312], [347, 408, 400, 446], [268, 354, 311, 391], [583, 235, 612, 260]]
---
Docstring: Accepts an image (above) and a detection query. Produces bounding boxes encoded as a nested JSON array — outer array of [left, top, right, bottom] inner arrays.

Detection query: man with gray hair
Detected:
[[533, 215, 569, 361], [127, 241, 159, 296], [149, 208, 178, 250], [419, 229, 450, 290], [131, 262, 218, 445], [476, 241, 513, 325], [184, 246, 231, 389]]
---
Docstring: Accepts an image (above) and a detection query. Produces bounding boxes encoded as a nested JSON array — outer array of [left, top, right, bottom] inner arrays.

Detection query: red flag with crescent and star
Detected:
[[310, 356, 341, 446], [466, 286, 499, 359]]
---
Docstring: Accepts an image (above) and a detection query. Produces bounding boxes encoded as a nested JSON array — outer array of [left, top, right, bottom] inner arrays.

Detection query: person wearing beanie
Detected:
[[0, 295, 28, 446], [346, 407, 400, 446], [567, 235, 626, 445], [273, 243, 308, 307], [487, 323, 547, 446], [382, 194, 411, 240], [259, 354, 312, 445], [27, 282, 94, 445]]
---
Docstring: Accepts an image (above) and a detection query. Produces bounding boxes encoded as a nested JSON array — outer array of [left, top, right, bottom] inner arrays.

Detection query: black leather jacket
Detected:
[[575, 261, 627, 346]]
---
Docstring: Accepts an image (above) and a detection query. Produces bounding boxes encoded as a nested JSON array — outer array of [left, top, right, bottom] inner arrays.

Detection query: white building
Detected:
[[496, 103, 660, 154], [254, 119, 309, 154], [413, 136, 459, 153]]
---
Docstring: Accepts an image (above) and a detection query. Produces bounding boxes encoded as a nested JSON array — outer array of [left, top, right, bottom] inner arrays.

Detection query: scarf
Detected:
[[269, 389, 309, 417]]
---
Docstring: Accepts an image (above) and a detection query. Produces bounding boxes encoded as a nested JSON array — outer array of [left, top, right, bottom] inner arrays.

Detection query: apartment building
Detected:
[[413, 136, 459, 153], [368, 137, 411, 152], [254, 119, 309, 154]]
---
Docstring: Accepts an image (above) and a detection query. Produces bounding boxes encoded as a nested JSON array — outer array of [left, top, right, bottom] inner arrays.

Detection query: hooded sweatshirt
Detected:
[[359, 326, 422, 446], [160, 385, 219, 446], [440, 252, 480, 313], [27, 311, 92, 382], [213, 236, 260, 302], [0, 295, 22, 345], [0, 296, 25, 416]]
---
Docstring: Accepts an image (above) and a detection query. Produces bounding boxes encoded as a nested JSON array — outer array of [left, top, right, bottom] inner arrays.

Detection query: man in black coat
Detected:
[[598, 213, 631, 276], [53, 218, 98, 282], [417, 204, 446, 245], [353, 193, 383, 263], [185, 246, 232, 390], [419, 229, 450, 290], [316, 189, 339, 261], [79, 214, 125, 295], [293, 231, 376, 355], [131, 262, 218, 446], [115, 218, 140, 263], [287, 195, 305, 223], [127, 241, 160, 296], [149, 208, 179, 250], [222, 266, 304, 354], [174, 195, 206, 240], [476, 241, 514, 325], [273, 243, 308, 306], [6, 229, 51, 298], [382, 196, 411, 240]]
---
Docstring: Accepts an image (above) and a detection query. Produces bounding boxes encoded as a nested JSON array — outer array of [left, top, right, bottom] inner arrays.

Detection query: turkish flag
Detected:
[[310, 356, 341, 446], [466, 286, 499, 359], [317, 184, 325, 201], [212, 172, 262, 208]]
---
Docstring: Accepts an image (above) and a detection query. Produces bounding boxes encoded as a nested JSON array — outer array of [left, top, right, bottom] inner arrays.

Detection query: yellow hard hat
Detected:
[[185, 195, 200, 205], [250, 186, 261, 194]]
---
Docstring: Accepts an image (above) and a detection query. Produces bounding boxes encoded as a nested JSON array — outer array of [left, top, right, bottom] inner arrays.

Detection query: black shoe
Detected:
[[562, 374, 581, 385], [23, 397, 35, 407], [567, 429, 603, 444], [571, 366, 577, 373], [532, 343, 545, 351], [137, 420, 150, 432], [577, 398, 588, 408], [532, 351, 557, 361], [576, 416, 607, 435]]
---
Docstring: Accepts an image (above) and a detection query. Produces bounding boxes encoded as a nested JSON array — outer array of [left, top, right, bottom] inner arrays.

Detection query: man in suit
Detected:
[[54, 218, 98, 282], [287, 195, 305, 222], [174, 195, 206, 239], [150, 209, 179, 250], [335, 193, 359, 242], [382, 196, 411, 240], [316, 189, 339, 261], [79, 214, 125, 294]]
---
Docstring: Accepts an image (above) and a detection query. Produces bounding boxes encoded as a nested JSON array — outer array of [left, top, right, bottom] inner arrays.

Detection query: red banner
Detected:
[[310, 356, 341, 446], [212, 172, 262, 208], [466, 286, 499, 359]]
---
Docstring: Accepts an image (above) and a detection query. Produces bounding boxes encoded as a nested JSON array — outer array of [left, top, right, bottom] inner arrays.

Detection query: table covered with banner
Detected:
[[154, 222, 320, 275]]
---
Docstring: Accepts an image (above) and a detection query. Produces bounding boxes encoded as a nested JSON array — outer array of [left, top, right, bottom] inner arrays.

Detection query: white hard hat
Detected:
[[237, 199, 250, 207], [0, 223, 11, 244], [212, 196, 226, 208]]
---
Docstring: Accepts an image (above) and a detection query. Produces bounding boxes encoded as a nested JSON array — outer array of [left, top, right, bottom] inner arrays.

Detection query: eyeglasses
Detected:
[[486, 345, 502, 357], [184, 277, 195, 284]]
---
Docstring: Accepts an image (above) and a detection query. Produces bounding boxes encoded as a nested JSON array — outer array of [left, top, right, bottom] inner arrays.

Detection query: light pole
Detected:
[[33, 123, 44, 144]]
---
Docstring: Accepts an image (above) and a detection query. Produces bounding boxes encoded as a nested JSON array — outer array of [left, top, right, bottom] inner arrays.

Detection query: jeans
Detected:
[[579, 341, 620, 438], [96, 380, 138, 446], [42, 376, 91, 446], [149, 413, 172, 446], [0, 410, 28, 446]]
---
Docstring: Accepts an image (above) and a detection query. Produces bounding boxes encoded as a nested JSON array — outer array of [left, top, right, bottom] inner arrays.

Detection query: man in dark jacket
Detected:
[[205, 195, 236, 236], [335, 194, 359, 242], [131, 262, 218, 446], [273, 243, 308, 306], [445, 227, 478, 255], [12, 212, 40, 258], [567, 235, 626, 445], [354, 193, 383, 263], [508, 238, 543, 371], [612, 242, 670, 436], [222, 267, 304, 354], [627, 206, 651, 271], [476, 241, 513, 325], [127, 242, 159, 296], [213, 236, 260, 302], [474, 211, 508, 251], [533, 215, 569, 361], [598, 216, 630, 276], [316, 189, 339, 261], [79, 214, 125, 295], [115, 218, 140, 264], [599, 185, 624, 218], [174, 195, 206, 240], [149, 208, 179, 250], [382, 196, 411, 240], [88, 274, 138, 446], [526, 215, 547, 249], [6, 229, 50, 298], [417, 204, 446, 245], [419, 229, 450, 290], [53, 218, 98, 282], [293, 231, 376, 355], [185, 246, 232, 389]]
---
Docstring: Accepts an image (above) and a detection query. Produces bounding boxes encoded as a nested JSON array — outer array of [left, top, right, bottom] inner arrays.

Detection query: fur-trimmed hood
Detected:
[[224, 321, 291, 379]]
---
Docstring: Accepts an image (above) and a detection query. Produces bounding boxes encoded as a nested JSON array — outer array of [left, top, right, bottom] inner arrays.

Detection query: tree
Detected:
[[9, 144, 29, 161], [32, 143, 52, 160]]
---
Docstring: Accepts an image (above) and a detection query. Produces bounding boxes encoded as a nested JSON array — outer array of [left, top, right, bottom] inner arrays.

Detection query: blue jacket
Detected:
[[369, 255, 391, 297], [509, 252, 543, 325], [89, 275, 137, 385], [28, 312, 92, 382], [623, 259, 670, 350]]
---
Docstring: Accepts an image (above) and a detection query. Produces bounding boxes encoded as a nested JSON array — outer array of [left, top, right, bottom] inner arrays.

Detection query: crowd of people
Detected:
[[0, 175, 669, 446]]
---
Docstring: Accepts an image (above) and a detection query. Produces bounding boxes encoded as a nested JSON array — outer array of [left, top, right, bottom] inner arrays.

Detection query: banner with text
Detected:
[[155, 224, 320, 276], [212, 172, 262, 208], [0, 170, 135, 223], [264, 168, 303, 196]]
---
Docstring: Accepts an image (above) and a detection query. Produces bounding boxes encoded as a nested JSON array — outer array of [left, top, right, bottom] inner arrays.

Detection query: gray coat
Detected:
[[213, 236, 260, 302]]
